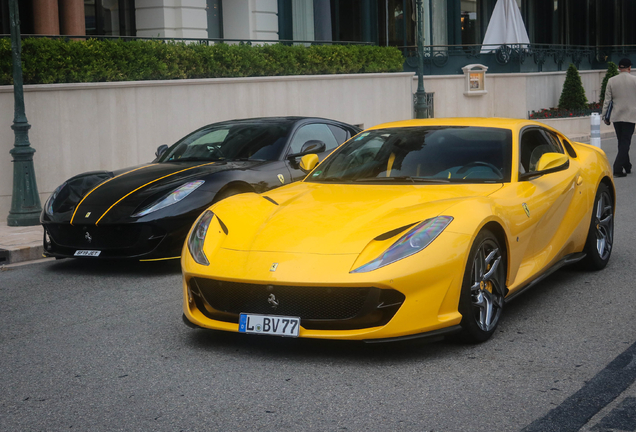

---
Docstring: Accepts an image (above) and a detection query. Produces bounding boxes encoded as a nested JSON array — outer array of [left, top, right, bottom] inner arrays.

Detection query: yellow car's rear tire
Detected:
[[458, 229, 506, 343]]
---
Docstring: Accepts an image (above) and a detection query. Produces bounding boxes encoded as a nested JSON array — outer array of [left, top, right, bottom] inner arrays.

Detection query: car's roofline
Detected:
[[367, 118, 548, 131], [202, 116, 353, 127]]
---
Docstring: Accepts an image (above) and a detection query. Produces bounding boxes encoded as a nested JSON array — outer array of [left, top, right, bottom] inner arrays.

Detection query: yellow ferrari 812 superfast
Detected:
[[181, 118, 615, 343]]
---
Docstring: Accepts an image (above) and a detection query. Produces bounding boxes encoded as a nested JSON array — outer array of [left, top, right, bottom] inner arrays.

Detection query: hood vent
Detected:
[[373, 222, 418, 241], [262, 196, 279, 206]]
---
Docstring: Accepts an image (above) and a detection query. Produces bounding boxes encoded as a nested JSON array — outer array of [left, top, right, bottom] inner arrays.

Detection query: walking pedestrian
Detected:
[[601, 57, 636, 177]]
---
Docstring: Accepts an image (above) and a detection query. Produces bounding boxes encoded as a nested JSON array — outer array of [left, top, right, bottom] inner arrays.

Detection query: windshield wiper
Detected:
[[164, 157, 226, 162], [313, 176, 348, 182], [354, 176, 450, 183]]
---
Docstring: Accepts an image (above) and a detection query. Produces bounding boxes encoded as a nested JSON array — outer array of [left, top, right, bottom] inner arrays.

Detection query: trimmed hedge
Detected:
[[558, 63, 588, 110], [0, 38, 405, 85]]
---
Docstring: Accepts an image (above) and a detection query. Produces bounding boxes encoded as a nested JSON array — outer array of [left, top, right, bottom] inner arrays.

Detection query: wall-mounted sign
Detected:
[[462, 64, 488, 96]]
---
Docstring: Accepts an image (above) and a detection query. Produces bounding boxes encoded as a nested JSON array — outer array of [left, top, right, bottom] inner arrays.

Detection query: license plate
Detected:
[[74, 250, 101, 257], [239, 313, 300, 337]]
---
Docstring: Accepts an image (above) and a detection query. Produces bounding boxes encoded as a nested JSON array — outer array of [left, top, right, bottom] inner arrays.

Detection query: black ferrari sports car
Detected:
[[41, 117, 360, 260]]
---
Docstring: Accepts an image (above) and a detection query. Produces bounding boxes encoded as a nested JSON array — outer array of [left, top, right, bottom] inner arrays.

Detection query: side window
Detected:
[[561, 137, 578, 158], [543, 131, 565, 154], [519, 129, 563, 173], [288, 124, 340, 154], [327, 125, 351, 145]]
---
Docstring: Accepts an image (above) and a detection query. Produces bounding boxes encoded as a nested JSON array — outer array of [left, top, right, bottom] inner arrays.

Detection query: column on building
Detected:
[[101, 0, 121, 35], [430, 0, 447, 45], [313, 0, 331, 41], [32, 0, 60, 35], [292, 0, 314, 42], [58, 0, 86, 35], [136, 0, 208, 38], [222, 0, 279, 42]]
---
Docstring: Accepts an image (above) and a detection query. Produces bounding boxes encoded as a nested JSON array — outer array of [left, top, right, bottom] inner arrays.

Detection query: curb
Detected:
[[0, 245, 44, 265]]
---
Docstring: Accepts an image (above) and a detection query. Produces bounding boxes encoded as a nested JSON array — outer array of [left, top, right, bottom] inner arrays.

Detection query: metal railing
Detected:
[[5, 34, 636, 77], [402, 44, 636, 75], [412, 92, 435, 118]]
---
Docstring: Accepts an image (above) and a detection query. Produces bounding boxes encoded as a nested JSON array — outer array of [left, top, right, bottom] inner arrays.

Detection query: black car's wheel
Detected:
[[458, 229, 506, 343], [581, 183, 614, 270]]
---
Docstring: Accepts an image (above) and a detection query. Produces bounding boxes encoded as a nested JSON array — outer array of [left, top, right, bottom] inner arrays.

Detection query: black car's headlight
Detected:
[[187, 210, 214, 266], [133, 180, 204, 217], [351, 216, 453, 273], [44, 182, 68, 216]]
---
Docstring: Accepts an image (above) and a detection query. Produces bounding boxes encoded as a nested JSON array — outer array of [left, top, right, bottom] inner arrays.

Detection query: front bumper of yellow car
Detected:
[[181, 231, 473, 341]]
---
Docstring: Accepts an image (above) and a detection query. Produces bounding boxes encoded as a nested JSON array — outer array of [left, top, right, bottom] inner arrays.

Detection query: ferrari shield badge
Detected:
[[277, 174, 285, 184], [85, 212, 91, 218], [270, 263, 279, 272], [522, 203, 530, 218]]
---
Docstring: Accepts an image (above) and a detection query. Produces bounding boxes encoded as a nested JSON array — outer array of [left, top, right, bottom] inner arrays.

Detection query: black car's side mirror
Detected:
[[287, 140, 326, 159], [155, 144, 169, 159]]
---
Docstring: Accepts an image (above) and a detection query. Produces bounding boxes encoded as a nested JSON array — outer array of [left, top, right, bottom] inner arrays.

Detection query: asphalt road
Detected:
[[2, 138, 636, 432]]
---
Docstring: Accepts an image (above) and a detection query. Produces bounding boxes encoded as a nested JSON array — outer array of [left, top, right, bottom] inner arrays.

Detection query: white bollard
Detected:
[[590, 113, 601, 148]]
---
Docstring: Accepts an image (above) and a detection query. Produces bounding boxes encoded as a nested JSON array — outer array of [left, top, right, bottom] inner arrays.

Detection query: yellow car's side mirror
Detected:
[[299, 154, 319, 173], [536, 153, 568, 172]]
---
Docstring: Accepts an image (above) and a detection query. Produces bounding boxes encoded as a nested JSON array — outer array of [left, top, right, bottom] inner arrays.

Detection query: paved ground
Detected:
[[1, 137, 636, 431]]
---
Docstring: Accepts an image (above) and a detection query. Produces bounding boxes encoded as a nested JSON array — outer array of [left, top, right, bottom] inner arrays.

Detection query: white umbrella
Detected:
[[480, 0, 530, 53]]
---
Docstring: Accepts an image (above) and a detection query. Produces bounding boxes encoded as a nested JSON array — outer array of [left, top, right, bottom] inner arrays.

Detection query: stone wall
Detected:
[[418, 69, 607, 119], [1, 68, 616, 219], [0, 73, 414, 218]]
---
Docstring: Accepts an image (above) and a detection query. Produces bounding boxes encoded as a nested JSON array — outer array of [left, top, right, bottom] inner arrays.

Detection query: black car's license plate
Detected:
[[239, 313, 300, 337], [74, 250, 101, 257]]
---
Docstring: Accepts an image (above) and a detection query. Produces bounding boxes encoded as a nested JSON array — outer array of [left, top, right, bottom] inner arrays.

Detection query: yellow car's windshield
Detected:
[[308, 126, 512, 184]]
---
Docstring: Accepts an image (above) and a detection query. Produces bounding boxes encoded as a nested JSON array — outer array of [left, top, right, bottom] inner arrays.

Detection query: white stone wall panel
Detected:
[[255, 0, 278, 13], [0, 73, 413, 217]]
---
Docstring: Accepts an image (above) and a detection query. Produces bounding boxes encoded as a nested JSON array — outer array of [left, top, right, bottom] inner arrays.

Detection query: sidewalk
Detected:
[[567, 130, 615, 143], [0, 221, 44, 265]]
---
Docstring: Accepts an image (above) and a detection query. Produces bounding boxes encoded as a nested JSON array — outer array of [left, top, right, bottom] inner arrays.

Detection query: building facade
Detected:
[[2, 0, 635, 48]]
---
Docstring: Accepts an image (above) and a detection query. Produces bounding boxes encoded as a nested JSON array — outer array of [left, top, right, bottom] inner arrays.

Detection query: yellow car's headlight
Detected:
[[187, 210, 214, 265], [351, 216, 453, 273]]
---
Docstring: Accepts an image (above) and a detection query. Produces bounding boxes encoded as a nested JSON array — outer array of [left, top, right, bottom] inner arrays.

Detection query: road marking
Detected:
[[522, 340, 636, 432]]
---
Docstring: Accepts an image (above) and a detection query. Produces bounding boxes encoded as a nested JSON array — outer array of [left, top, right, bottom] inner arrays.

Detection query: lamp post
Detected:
[[7, 0, 42, 226], [414, 0, 428, 119]]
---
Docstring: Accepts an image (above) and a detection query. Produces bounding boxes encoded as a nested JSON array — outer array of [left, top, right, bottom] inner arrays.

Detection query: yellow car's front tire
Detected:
[[581, 183, 614, 270], [458, 229, 506, 343]]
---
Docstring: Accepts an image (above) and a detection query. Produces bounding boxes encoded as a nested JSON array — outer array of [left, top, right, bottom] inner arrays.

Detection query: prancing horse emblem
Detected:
[[270, 263, 279, 272], [522, 203, 530, 218], [85, 212, 91, 218], [267, 294, 279, 309], [277, 174, 285, 184], [85, 232, 92, 243]]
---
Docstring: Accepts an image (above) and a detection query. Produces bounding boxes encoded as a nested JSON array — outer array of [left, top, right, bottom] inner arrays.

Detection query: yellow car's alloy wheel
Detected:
[[459, 229, 506, 342]]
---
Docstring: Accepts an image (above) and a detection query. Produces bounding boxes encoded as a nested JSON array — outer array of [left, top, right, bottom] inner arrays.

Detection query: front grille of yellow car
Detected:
[[189, 277, 405, 331]]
